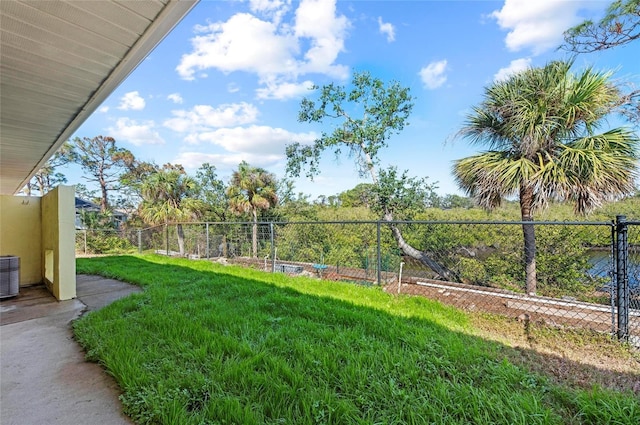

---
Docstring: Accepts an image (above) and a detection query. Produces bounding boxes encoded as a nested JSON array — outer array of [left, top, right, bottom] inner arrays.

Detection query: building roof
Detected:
[[75, 197, 100, 211], [0, 0, 198, 195]]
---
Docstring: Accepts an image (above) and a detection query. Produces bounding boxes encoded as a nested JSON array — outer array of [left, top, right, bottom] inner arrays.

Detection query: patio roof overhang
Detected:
[[0, 0, 198, 195]]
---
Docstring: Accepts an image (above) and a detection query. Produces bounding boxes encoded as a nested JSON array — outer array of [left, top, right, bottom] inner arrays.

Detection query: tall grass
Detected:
[[74, 255, 639, 424]]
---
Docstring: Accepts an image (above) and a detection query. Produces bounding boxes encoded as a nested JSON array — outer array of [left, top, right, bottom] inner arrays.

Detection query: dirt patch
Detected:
[[389, 280, 640, 395], [392, 279, 626, 330], [471, 314, 640, 395]]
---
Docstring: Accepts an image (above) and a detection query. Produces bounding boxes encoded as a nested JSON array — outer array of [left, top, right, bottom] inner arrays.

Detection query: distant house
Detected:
[[75, 198, 127, 229]]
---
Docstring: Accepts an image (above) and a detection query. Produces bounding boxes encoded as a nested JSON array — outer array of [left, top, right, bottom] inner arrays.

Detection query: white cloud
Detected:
[[98, 106, 109, 113], [256, 79, 314, 100], [177, 13, 298, 80], [109, 118, 164, 146], [173, 124, 317, 171], [174, 151, 283, 170], [249, 0, 291, 25], [249, 0, 288, 14], [117, 91, 146, 110], [293, 0, 350, 78], [377, 17, 395, 42], [184, 125, 317, 155], [491, 0, 585, 55], [494, 57, 532, 81], [167, 93, 183, 104], [227, 83, 241, 93], [164, 102, 259, 132], [419, 60, 448, 89], [177, 0, 349, 97]]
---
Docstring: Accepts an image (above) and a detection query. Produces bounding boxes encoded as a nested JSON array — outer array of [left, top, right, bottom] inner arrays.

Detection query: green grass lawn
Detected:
[[73, 255, 639, 425]]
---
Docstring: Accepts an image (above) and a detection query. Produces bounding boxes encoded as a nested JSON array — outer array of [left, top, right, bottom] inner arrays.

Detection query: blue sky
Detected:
[[67, 0, 639, 199]]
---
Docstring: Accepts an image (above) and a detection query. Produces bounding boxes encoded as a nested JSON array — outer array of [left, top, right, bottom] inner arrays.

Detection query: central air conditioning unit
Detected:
[[0, 256, 20, 298]]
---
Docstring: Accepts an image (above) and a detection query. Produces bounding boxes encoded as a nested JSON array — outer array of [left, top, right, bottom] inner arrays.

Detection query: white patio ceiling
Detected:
[[0, 0, 197, 195]]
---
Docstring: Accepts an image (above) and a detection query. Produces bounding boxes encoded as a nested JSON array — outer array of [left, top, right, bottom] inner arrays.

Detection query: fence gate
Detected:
[[614, 215, 639, 343]]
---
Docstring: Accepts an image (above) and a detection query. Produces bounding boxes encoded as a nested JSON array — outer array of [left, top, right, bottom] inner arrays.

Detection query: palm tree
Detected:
[[227, 161, 278, 258], [139, 166, 205, 255], [453, 60, 639, 295]]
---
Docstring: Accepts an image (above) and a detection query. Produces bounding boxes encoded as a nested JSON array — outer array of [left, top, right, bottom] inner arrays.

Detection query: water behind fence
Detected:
[[76, 219, 639, 343]]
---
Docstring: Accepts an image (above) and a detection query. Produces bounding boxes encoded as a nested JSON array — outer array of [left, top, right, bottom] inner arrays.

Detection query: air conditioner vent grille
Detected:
[[1, 256, 20, 298]]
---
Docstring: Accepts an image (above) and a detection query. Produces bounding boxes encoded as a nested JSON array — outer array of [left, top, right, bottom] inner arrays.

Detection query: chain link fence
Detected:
[[629, 223, 640, 314], [620, 220, 640, 342], [77, 219, 639, 343], [75, 228, 138, 255]]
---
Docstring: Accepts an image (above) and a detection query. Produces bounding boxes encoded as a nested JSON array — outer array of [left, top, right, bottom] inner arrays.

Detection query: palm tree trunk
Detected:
[[252, 209, 258, 258], [177, 223, 185, 256], [520, 184, 537, 295]]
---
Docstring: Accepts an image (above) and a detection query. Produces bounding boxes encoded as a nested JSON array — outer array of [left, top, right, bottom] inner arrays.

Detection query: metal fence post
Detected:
[[615, 215, 629, 341], [376, 221, 382, 286], [165, 223, 169, 256], [206, 223, 210, 259], [137, 229, 142, 253], [610, 223, 616, 336], [270, 222, 276, 273]]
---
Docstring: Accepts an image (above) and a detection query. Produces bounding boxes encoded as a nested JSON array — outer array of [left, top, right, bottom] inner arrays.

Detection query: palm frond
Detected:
[[454, 59, 638, 215]]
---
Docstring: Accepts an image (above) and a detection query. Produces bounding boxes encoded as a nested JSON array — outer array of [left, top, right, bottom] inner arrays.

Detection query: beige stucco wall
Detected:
[[1, 186, 76, 300], [42, 185, 76, 300], [0, 195, 42, 285]]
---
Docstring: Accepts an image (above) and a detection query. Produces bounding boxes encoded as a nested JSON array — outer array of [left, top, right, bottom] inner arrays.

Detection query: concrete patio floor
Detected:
[[1, 275, 141, 425]]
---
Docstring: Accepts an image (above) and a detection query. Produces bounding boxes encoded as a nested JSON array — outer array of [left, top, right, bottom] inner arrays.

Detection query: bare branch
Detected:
[[561, 0, 640, 53]]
